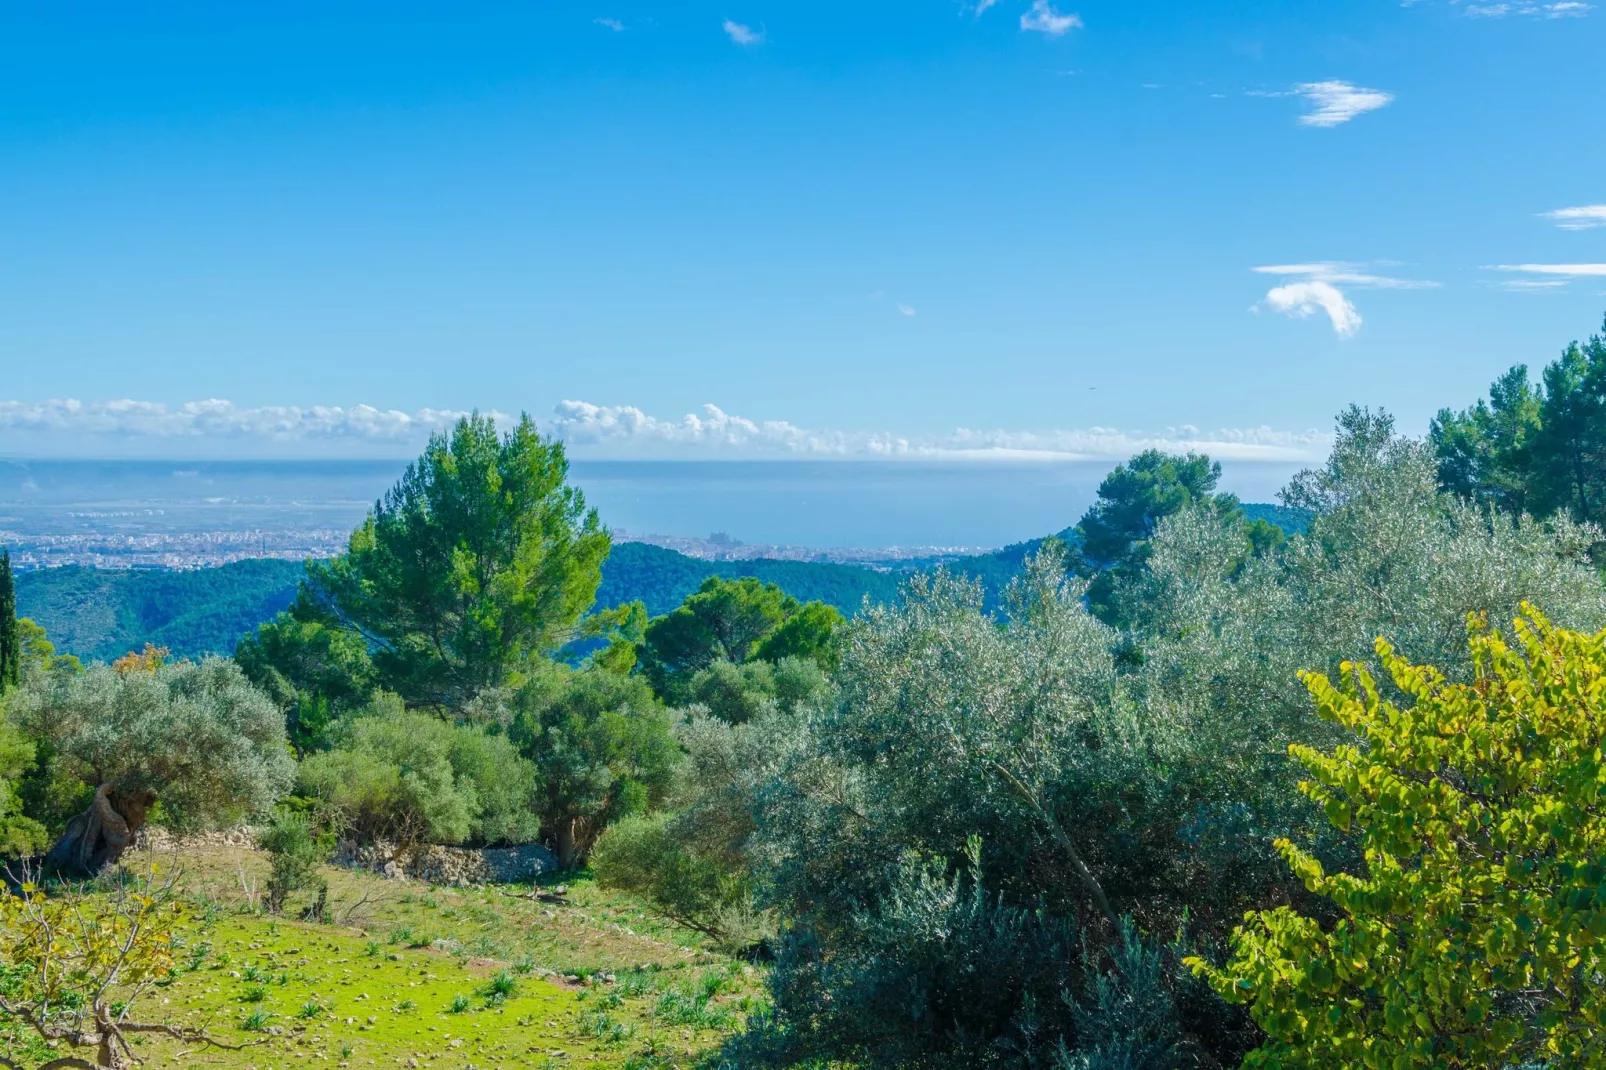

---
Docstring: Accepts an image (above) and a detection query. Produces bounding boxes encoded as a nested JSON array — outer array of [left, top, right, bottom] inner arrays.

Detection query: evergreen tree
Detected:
[[0, 549, 19, 695]]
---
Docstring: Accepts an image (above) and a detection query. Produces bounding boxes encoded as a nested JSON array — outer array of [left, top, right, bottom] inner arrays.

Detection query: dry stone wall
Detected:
[[135, 827, 558, 885]]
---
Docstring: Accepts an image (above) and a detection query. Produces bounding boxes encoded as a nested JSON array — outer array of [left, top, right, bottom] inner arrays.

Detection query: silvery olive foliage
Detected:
[[730, 408, 1606, 1068], [12, 656, 296, 832]]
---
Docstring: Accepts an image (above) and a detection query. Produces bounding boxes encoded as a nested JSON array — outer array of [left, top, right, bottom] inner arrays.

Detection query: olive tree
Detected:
[[11, 657, 294, 879]]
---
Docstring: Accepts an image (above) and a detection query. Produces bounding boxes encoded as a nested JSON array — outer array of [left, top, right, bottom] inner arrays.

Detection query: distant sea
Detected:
[[0, 458, 1308, 550]]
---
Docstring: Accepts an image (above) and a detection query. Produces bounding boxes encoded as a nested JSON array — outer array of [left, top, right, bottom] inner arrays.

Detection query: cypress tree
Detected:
[[0, 548, 19, 694]]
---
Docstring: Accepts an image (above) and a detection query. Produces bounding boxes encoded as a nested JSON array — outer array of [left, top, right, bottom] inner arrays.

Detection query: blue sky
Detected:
[[1, 0, 1603, 460]]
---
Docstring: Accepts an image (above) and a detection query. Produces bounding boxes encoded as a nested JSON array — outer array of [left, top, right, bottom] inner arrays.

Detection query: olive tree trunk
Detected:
[[42, 784, 157, 880]]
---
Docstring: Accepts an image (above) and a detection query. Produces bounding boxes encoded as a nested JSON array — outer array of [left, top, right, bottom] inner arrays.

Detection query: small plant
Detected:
[[241, 965, 264, 982], [389, 927, 412, 946], [407, 931, 433, 949], [579, 1009, 634, 1045], [479, 970, 519, 1003], [259, 810, 332, 916], [395, 999, 417, 1013], [512, 956, 536, 975], [240, 983, 269, 1004], [241, 1010, 273, 1032], [363, 940, 382, 957], [296, 1000, 324, 1020], [448, 994, 472, 1014], [341, 1044, 354, 1058]]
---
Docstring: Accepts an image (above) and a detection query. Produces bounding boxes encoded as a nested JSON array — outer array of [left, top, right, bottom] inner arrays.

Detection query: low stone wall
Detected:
[[137, 826, 259, 851], [134, 826, 559, 886], [333, 840, 559, 885]]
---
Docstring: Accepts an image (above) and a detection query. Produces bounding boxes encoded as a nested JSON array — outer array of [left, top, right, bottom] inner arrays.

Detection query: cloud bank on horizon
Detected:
[[0, 398, 1332, 463]]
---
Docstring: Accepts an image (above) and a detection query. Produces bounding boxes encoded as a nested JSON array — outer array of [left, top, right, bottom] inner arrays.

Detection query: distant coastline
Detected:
[[0, 456, 1307, 567]]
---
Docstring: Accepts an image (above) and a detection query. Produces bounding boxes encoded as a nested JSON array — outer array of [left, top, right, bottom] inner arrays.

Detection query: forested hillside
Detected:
[[13, 542, 907, 663], [12, 508, 1309, 663], [13, 559, 304, 663]]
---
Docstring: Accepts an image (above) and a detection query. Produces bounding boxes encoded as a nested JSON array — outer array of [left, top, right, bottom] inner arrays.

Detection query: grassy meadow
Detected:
[[3, 844, 762, 1069]]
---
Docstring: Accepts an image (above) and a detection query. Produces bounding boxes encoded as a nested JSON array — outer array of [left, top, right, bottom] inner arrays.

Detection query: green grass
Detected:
[[93, 841, 767, 1067]]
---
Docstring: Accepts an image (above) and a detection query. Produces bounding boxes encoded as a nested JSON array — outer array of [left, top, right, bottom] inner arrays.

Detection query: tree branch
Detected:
[[985, 758, 1121, 935]]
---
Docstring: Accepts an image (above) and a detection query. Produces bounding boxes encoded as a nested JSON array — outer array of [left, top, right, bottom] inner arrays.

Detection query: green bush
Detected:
[[297, 695, 541, 847], [258, 809, 330, 917], [510, 667, 678, 867], [591, 812, 760, 948]]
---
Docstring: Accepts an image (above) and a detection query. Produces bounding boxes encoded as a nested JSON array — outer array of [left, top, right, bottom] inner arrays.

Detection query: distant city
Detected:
[[0, 526, 988, 572], [0, 456, 1305, 571]]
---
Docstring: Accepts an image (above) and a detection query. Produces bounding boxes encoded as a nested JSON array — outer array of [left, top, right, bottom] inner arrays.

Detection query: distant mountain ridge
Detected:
[[13, 504, 1309, 663]]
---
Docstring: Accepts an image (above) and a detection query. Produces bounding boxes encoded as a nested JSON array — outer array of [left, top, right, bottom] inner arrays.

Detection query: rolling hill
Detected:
[[14, 504, 1308, 664]]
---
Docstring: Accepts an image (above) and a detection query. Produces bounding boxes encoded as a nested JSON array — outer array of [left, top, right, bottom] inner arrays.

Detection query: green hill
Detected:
[[13, 505, 1304, 664], [14, 545, 906, 664], [14, 559, 305, 663]]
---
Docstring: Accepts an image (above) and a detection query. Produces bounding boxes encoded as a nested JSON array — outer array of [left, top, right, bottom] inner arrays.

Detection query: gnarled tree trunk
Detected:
[[42, 783, 157, 880]]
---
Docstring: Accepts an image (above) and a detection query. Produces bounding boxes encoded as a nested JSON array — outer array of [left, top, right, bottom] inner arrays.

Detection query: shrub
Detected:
[[591, 812, 753, 945], [1190, 607, 1606, 1068], [297, 694, 541, 847], [298, 698, 472, 846], [685, 659, 775, 725], [258, 809, 330, 917], [445, 724, 541, 846], [511, 667, 678, 867]]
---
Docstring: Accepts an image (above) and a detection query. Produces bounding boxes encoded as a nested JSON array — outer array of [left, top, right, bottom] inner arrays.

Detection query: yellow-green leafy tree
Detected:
[[0, 865, 257, 1069], [1189, 605, 1606, 1068]]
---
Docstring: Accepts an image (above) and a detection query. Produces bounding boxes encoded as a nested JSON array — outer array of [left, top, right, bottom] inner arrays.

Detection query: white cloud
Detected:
[[897, 303, 917, 317], [0, 399, 501, 442], [722, 19, 764, 45], [1294, 81, 1394, 127], [1251, 262, 1437, 289], [1020, 1, 1082, 36], [971, 0, 1001, 14], [548, 401, 1330, 461], [1498, 279, 1570, 291], [1249, 262, 1434, 336], [1542, 205, 1606, 230], [1465, 1, 1591, 15], [594, 16, 624, 31], [1257, 281, 1363, 337], [0, 397, 1335, 463], [1494, 263, 1606, 276]]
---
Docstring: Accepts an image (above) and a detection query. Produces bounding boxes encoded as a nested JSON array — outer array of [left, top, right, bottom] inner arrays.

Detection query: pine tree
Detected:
[[0, 549, 19, 694]]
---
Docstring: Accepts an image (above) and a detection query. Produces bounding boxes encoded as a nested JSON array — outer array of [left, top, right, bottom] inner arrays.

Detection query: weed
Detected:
[[395, 999, 417, 1013], [479, 970, 518, 1002], [579, 1009, 634, 1045], [240, 983, 269, 1004], [448, 994, 472, 1014], [241, 1010, 273, 1032], [363, 940, 382, 957], [296, 1000, 324, 1020], [389, 926, 412, 946]]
